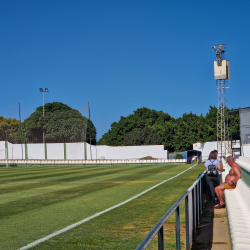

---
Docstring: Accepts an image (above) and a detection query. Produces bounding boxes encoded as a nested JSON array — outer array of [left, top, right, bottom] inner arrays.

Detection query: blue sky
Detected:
[[0, 0, 249, 140]]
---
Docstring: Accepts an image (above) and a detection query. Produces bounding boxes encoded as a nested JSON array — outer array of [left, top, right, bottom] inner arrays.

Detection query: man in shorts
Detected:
[[214, 156, 241, 209]]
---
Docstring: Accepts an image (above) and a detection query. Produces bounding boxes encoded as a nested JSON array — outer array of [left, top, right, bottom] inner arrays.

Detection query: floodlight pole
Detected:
[[88, 102, 92, 160], [19, 103, 23, 159], [43, 92, 45, 118], [39, 88, 49, 144], [212, 44, 230, 157]]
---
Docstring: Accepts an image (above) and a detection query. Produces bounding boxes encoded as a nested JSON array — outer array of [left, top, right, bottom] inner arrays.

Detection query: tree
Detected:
[[204, 105, 217, 142], [0, 117, 20, 143], [98, 105, 240, 152], [15, 102, 97, 144], [175, 153, 184, 159], [124, 127, 162, 146], [228, 108, 240, 136], [98, 107, 172, 146]]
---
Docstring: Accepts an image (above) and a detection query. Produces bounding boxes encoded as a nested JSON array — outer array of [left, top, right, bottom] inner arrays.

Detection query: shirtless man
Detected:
[[214, 156, 241, 209]]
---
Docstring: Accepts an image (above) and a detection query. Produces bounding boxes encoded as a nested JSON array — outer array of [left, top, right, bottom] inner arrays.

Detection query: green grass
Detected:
[[0, 163, 204, 250]]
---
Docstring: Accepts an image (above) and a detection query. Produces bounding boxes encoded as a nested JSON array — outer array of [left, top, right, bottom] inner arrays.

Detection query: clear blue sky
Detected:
[[0, 0, 249, 140]]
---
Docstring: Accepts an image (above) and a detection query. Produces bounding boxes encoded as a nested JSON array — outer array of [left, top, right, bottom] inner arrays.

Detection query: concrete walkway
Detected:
[[191, 201, 231, 250]]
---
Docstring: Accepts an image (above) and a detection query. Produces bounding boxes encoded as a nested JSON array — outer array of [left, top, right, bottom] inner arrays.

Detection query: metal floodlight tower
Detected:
[[212, 44, 230, 157]]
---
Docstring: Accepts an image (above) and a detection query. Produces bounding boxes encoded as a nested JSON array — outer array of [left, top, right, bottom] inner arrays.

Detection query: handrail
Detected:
[[136, 191, 189, 250], [136, 171, 206, 250]]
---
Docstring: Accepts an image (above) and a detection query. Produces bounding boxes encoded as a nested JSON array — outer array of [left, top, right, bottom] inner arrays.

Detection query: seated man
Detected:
[[214, 156, 241, 209]]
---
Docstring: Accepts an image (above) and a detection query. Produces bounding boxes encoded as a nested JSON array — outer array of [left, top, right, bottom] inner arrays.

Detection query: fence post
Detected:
[[202, 176, 205, 209], [197, 181, 200, 224], [192, 188, 196, 234], [185, 195, 190, 250], [201, 177, 203, 210], [175, 206, 181, 250], [195, 184, 199, 228], [158, 225, 164, 250], [199, 179, 202, 217]]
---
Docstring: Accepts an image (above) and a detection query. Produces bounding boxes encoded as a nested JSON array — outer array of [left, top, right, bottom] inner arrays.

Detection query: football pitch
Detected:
[[0, 163, 204, 250]]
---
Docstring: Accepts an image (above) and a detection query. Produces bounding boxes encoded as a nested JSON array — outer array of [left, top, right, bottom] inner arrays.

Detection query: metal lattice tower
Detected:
[[212, 44, 230, 157]]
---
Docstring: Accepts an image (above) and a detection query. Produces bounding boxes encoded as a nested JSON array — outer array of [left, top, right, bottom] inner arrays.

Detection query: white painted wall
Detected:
[[47, 143, 64, 160], [9, 143, 25, 159], [89, 145, 106, 160], [242, 146, 250, 158], [0, 141, 168, 160], [66, 142, 85, 160], [27, 143, 45, 159], [0, 141, 5, 159], [105, 145, 167, 160], [95, 145, 106, 159], [193, 141, 217, 161], [194, 141, 250, 160], [86, 143, 92, 160], [84, 144, 167, 160]]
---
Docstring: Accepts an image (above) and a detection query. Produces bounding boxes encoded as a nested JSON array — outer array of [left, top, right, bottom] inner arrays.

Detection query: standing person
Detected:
[[204, 151, 223, 203], [214, 156, 241, 209], [213, 149, 222, 180]]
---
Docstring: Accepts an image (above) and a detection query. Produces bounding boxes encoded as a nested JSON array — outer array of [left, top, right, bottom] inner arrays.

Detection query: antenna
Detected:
[[212, 44, 230, 157]]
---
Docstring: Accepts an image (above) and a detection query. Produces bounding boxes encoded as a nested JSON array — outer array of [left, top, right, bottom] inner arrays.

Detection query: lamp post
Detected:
[[39, 88, 49, 144]]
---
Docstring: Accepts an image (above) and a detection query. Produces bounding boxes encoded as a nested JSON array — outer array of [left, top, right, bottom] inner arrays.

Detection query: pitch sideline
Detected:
[[18, 164, 197, 250]]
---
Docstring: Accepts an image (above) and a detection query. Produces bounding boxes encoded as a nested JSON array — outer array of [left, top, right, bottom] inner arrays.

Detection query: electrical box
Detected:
[[214, 60, 230, 80]]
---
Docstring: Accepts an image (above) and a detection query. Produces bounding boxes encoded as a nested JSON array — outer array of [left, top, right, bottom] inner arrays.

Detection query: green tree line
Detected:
[[98, 106, 239, 152], [0, 102, 97, 144]]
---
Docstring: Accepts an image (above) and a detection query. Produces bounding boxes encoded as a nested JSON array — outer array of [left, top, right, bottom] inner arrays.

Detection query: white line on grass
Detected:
[[18, 164, 197, 250]]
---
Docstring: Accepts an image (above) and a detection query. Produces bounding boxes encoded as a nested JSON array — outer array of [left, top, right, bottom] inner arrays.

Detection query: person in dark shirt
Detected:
[[204, 151, 223, 203]]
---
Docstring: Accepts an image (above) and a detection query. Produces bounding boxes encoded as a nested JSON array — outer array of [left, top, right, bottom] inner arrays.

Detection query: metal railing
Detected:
[[136, 172, 206, 250]]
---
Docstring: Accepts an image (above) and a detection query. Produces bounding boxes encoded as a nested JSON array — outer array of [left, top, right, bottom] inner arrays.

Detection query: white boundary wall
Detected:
[[193, 141, 217, 161], [193, 141, 238, 161], [9, 143, 25, 159], [193, 141, 250, 160], [47, 143, 64, 160], [91, 145, 106, 160], [0, 141, 6, 159], [0, 141, 168, 160], [66, 143, 85, 160], [27, 144, 45, 159], [106, 145, 166, 160], [242, 145, 250, 157], [89, 144, 167, 160]]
